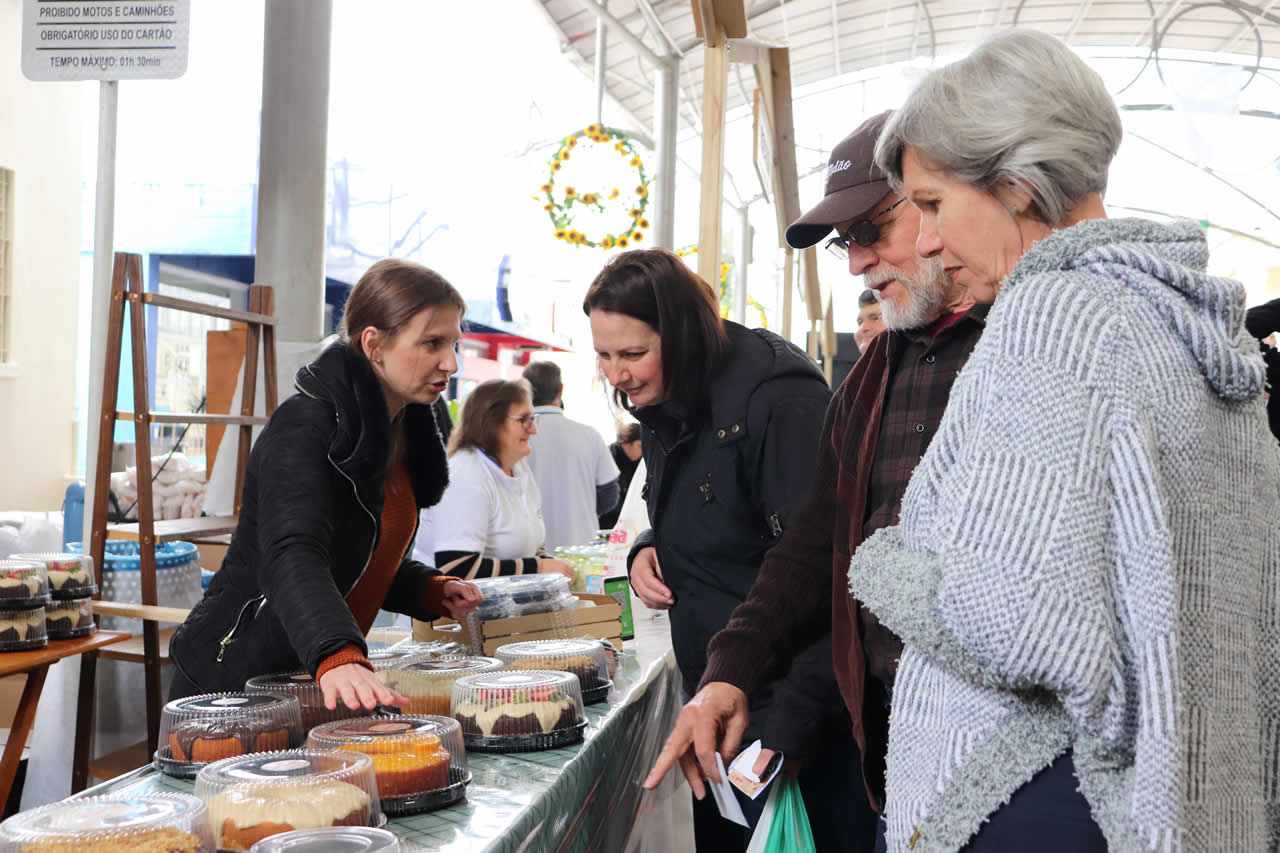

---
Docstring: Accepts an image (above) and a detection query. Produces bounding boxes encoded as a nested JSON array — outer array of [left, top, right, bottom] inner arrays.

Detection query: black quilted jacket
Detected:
[[169, 344, 449, 693]]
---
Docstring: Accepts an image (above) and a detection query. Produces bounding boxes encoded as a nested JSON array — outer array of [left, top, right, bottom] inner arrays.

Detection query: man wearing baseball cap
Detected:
[[645, 110, 988, 851]]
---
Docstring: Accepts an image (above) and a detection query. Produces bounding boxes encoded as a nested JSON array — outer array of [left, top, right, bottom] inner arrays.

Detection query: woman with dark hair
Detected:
[[431, 379, 575, 580], [169, 258, 482, 713], [584, 248, 847, 851]]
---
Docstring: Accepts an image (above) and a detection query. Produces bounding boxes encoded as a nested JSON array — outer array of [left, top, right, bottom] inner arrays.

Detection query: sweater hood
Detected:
[[1005, 217, 1265, 401]]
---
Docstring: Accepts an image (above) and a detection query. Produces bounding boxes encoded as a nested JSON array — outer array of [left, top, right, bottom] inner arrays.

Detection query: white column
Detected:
[[255, 0, 332, 344], [652, 54, 679, 250], [734, 204, 750, 325]]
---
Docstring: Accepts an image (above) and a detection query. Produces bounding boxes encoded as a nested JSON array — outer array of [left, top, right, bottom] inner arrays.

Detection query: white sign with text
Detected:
[[22, 0, 190, 81]]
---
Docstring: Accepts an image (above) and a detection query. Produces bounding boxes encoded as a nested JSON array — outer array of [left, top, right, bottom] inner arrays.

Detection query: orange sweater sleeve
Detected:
[[423, 573, 453, 617], [315, 644, 373, 682]]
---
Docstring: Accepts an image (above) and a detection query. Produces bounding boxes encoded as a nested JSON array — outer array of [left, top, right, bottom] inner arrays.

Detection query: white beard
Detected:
[[867, 257, 950, 330]]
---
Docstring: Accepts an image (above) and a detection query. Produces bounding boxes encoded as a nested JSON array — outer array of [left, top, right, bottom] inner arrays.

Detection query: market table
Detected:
[[0, 631, 130, 807], [73, 614, 688, 852]]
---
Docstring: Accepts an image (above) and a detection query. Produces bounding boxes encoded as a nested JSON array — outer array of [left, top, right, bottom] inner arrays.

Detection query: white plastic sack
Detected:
[[605, 458, 647, 576], [18, 513, 61, 554], [0, 526, 20, 559]]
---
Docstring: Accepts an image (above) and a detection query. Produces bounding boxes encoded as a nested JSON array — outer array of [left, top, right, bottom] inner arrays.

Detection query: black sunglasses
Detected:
[[824, 198, 907, 259]]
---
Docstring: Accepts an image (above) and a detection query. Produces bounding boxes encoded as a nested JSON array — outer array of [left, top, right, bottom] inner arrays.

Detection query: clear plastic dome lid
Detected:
[[245, 671, 372, 729], [11, 552, 96, 599], [307, 715, 466, 812], [0, 560, 50, 608], [451, 670, 586, 751], [368, 640, 467, 672], [248, 826, 399, 853], [195, 750, 380, 852], [44, 596, 95, 640], [379, 657, 503, 716], [469, 574, 573, 620], [0, 792, 212, 852], [494, 639, 611, 702], [156, 692, 304, 778], [0, 605, 47, 651]]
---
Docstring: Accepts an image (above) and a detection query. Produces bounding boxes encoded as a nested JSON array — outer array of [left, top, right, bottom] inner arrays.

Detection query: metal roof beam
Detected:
[[1218, 0, 1280, 53], [634, 0, 685, 58], [559, 0, 662, 66], [1064, 0, 1097, 41], [830, 0, 842, 76]]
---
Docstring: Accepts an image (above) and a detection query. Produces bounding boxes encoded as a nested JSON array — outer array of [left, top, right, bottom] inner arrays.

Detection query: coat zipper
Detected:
[[296, 374, 379, 596], [217, 594, 266, 662]]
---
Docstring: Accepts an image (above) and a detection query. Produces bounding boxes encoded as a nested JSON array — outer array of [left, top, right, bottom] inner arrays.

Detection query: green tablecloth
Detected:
[[77, 644, 683, 852]]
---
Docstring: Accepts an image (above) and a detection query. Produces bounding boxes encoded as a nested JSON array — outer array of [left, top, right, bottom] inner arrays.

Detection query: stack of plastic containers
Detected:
[[0, 559, 49, 652], [245, 672, 373, 729], [495, 639, 613, 704], [451, 669, 587, 752], [468, 574, 575, 621], [195, 749, 381, 852], [0, 792, 212, 852], [308, 715, 469, 815], [13, 553, 97, 640], [154, 692, 305, 778], [379, 657, 504, 715]]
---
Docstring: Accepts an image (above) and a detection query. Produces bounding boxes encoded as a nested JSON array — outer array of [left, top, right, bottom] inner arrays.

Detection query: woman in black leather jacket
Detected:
[[169, 259, 481, 713]]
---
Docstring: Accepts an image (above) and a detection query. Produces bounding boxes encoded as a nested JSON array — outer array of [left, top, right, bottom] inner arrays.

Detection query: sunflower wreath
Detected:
[[537, 123, 651, 249], [675, 246, 769, 328]]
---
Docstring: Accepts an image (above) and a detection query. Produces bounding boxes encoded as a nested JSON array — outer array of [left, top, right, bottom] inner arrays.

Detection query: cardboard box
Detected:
[[413, 593, 623, 656]]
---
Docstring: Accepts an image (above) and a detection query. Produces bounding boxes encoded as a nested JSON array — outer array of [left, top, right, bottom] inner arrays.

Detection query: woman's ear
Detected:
[[994, 182, 1035, 220], [360, 326, 382, 365]]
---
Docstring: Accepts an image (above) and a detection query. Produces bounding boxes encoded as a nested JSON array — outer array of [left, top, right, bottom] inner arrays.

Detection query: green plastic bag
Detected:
[[745, 776, 817, 853]]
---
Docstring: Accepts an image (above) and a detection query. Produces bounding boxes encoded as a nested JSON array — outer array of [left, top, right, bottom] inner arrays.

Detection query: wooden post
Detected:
[[782, 247, 794, 344], [695, 0, 728, 287]]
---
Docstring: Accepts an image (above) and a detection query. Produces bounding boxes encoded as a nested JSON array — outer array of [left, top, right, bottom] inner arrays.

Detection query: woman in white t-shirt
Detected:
[[433, 379, 575, 579]]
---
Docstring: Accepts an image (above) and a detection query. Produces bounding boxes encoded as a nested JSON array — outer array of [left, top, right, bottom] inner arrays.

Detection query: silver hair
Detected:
[[873, 29, 1122, 226]]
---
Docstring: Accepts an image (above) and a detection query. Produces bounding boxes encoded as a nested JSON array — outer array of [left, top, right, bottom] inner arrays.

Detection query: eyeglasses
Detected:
[[508, 414, 538, 431], [824, 198, 907, 260]]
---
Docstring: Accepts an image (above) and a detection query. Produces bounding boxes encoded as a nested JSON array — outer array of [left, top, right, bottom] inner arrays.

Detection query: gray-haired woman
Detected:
[[851, 29, 1280, 853]]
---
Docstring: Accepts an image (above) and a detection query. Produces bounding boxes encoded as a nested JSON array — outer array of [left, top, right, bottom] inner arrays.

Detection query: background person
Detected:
[[854, 288, 886, 353], [522, 360, 620, 549], [852, 28, 1280, 851], [169, 258, 482, 713], [433, 379, 574, 580], [599, 423, 642, 529]]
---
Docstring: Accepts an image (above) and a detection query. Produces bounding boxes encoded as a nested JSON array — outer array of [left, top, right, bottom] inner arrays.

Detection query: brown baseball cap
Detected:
[[785, 110, 893, 249]]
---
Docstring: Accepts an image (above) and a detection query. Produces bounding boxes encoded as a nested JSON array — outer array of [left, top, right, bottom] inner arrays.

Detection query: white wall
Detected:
[[0, 0, 82, 509]]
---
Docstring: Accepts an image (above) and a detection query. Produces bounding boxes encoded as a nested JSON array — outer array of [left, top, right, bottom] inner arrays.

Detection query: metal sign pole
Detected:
[[82, 80, 118, 550]]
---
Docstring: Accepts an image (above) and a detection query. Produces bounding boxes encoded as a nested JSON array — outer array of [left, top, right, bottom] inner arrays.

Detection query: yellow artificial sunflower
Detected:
[[639, 218, 650, 229], [618, 237, 629, 248], [601, 236, 615, 249], [552, 162, 562, 171], [610, 188, 620, 199], [636, 185, 647, 197], [566, 136, 577, 148], [565, 187, 577, 197], [614, 143, 625, 152], [632, 231, 644, 242], [560, 150, 571, 161], [555, 229, 567, 240], [629, 157, 642, 167], [629, 208, 642, 217], [583, 193, 597, 205], [540, 183, 553, 193], [543, 203, 554, 212], [586, 123, 602, 135]]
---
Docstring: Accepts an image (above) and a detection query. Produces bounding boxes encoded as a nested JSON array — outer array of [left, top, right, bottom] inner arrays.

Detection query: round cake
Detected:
[[45, 597, 95, 640], [308, 717, 453, 798], [244, 671, 371, 729], [451, 670, 585, 744], [11, 553, 95, 599], [0, 606, 48, 651], [157, 693, 301, 773], [195, 751, 378, 852], [0, 793, 211, 853], [0, 560, 50, 608], [379, 657, 503, 716], [495, 639, 611, 700]]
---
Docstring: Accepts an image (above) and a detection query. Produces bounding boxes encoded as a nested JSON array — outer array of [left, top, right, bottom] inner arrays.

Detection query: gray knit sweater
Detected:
[[849, 218, 1280, 853]]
